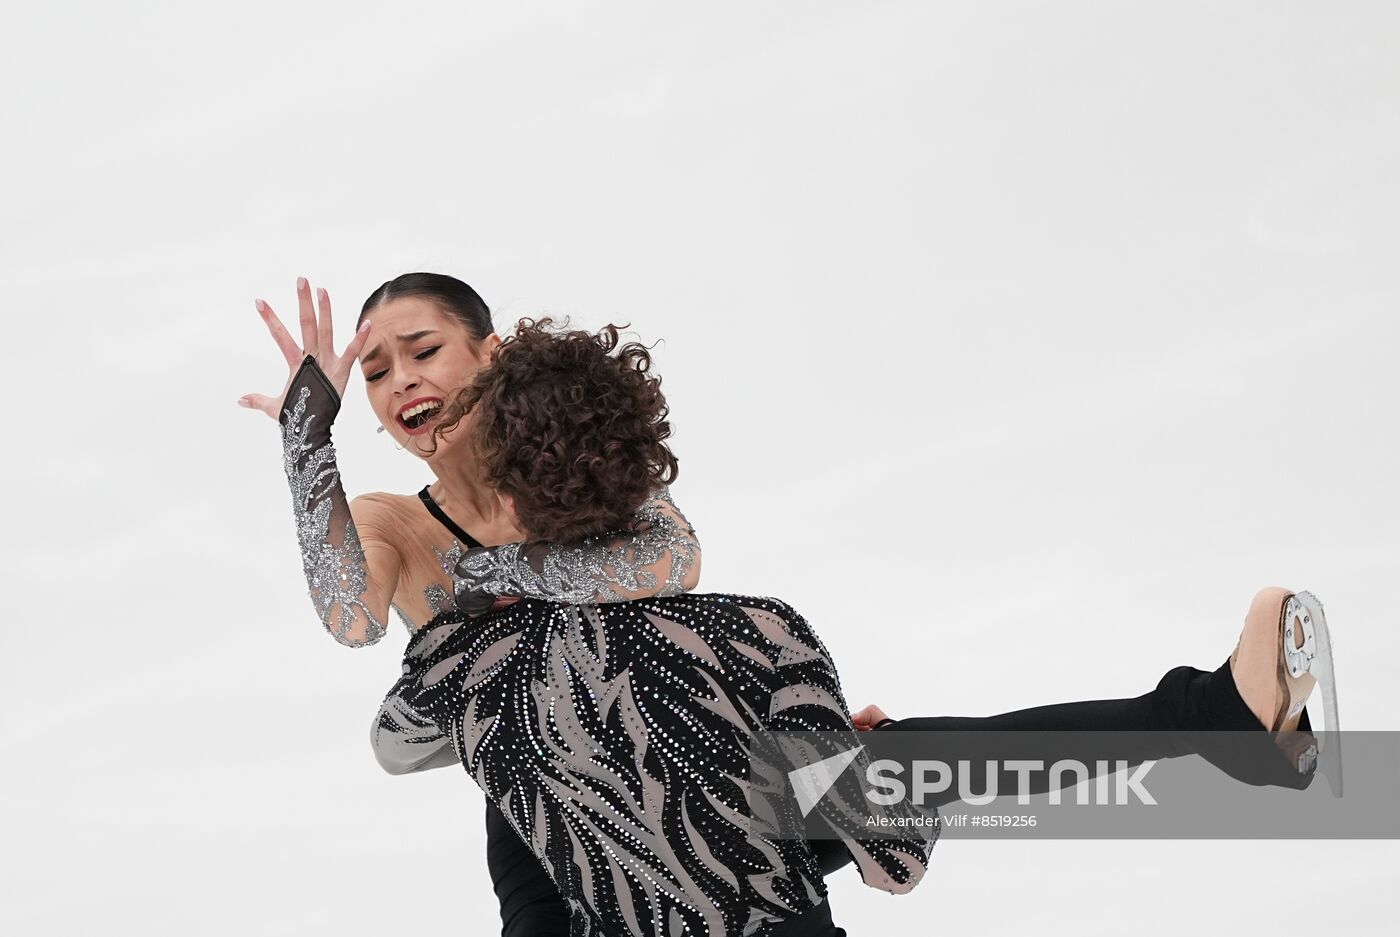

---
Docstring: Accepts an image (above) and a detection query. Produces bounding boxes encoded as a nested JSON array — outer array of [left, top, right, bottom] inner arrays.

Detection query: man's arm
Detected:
[[368, 618, 467, 774], [370, 690, 460, 775], [754, 599, 935, 895]]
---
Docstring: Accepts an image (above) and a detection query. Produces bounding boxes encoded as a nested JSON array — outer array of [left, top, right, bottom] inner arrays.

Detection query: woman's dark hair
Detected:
[[431, 317, 679, 543], [359, 272, 494, 339]]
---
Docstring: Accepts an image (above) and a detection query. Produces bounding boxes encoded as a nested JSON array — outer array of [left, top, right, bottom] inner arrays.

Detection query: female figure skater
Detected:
[[240, 274, 699, 648], [241, 274, 1338, 936]]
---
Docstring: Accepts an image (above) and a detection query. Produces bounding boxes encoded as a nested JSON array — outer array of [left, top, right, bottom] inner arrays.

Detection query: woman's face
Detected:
[[359, 296, 500, 461]]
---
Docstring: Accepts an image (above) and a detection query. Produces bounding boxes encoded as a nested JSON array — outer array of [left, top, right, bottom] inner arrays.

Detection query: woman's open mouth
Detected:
[[396, 397, 444, 435]]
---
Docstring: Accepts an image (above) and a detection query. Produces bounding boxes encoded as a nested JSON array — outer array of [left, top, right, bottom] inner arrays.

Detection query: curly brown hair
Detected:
[[430, 317, 679, 542]]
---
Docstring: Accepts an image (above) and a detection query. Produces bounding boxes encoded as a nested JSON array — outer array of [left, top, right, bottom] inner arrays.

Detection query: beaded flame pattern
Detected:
[[279, 358, 387, 648], [372, 594, 933, 937]]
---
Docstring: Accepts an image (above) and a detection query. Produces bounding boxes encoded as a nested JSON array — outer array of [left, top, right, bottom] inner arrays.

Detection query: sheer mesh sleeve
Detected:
[[447, 486, 700, 614], [280, 354, 393, 648], [757, 600, 935, 895]]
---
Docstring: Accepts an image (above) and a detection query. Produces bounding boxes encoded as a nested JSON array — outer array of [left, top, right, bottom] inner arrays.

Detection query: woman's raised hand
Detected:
[[238, 276, 372, 419]]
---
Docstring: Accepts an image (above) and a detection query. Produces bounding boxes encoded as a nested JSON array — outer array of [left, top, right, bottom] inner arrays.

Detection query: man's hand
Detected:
[[852, 704, 892, 732]]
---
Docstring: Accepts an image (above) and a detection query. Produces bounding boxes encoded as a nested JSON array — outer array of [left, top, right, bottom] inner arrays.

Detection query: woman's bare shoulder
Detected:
[[353, 490, 419, 510], [350, 491, 423, 534]]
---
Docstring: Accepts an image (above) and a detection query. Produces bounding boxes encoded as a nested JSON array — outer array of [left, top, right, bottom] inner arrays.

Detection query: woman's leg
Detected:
[[813, 588, 1320, 876], [810, 666, 1265, 876], [882, 587, 1319, 806], [880, 656, 1313, 801]]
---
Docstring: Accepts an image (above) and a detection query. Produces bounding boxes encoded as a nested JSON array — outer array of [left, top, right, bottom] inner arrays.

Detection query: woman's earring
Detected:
[[378, 424, 405, 450]]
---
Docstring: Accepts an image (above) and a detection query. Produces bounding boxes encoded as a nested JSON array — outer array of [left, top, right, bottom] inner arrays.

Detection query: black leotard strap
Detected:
[[418, 485, 485, 549]]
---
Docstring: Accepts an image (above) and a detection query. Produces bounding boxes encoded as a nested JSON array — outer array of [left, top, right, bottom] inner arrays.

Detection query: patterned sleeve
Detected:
[[368, 619, 462, 774], [279, 354, 393, 647], [753, 600, 935, 895], [446, 486, 701, 615]]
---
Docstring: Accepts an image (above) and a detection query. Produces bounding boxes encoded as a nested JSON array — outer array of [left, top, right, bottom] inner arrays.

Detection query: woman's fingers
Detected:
[[316, 286, 334, 355], [258, 279, 359, 391], [256, 298, 303, 368], [237, 392, 280, 420], [296, 276, 317, 357], [342, 318, 372, 364]]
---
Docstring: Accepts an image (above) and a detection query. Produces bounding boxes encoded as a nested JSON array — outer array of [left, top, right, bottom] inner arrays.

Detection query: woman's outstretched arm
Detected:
[[447, 487, 701, 614], [241, 280, 394, 647]]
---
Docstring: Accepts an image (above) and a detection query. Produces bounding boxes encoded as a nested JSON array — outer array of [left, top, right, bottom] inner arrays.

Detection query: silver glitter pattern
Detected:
[[449, 487, 699, 608], [392, 604, 420, 634], [371, 593, 933, 936], [279, 357, 388, 648]]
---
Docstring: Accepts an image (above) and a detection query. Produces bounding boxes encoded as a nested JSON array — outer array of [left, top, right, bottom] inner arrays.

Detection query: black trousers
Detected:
[[487, 658, 1310, 936]]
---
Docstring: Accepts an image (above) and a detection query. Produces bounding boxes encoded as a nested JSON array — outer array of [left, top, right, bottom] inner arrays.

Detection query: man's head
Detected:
[[431, 317, 679, 541]]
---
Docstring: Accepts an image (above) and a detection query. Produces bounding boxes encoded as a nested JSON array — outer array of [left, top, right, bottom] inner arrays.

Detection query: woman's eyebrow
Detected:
[[362, 329, 440, 365]]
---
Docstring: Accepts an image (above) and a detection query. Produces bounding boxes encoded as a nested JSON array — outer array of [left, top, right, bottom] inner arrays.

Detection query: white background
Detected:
[[2, 1, 1396, 934]]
